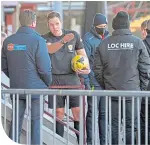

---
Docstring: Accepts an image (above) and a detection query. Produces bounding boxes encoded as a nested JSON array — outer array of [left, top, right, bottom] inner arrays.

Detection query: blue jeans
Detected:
[[86, 86, 101, 144], [99, 98, 139, 145], [9, 98, 43, 144]]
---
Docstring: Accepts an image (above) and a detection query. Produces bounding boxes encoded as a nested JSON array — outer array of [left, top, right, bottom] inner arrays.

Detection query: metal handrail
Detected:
[[2, 88, 150, 97], [45, 100, 74, 121], [2, 83, 150, 145], [1, 82, 9, 89]]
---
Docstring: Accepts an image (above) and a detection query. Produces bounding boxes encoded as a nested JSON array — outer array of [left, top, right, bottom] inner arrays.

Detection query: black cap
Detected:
[[112, 11, 130, 30], [93, 13, 108, 26]]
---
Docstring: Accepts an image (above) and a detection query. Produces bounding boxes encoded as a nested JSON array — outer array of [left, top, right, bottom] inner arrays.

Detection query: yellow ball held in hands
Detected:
[[71, 55, 89, 72]]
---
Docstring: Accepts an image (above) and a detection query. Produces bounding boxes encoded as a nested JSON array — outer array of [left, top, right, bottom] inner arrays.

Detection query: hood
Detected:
[[90, 25, 109, 39]]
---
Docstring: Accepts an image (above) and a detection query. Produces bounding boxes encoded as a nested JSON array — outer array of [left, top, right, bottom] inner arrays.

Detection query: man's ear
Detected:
[[31, 21, 36, 28], [33, 21, 36, 27]]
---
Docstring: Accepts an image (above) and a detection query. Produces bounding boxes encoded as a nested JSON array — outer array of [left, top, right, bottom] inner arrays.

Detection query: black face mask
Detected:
[[95, 27, 106, 35]]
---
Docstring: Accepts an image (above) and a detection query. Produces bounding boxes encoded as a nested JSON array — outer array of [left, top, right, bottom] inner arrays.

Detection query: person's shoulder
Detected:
[[101, 35, 111, 44], [84, 31, 94, 40], [28, 31, 48, 43], [65, 29, 83, 44], [65, 29, 76, 34], [33, 34, 46, 43], [3, 34, 16, 44], [130, 34, 141, 40], [82, 32, 97, 46], [41, 32, 51, 39], [130, 35, 144, 45], [64, 29, 80, 38]]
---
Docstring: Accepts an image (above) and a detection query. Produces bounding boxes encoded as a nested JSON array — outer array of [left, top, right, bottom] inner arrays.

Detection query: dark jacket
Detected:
[[144, 34, 150, 57], [82, 26, 109, 88], [2, 26, 52, 89], [144, 34, 150, 92], [143, 34, 150, 104], [94, 29, 150, 91]]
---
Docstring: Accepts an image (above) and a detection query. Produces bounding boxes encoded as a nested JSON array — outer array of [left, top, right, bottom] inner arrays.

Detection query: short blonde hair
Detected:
[[19, 9, 36, 26]]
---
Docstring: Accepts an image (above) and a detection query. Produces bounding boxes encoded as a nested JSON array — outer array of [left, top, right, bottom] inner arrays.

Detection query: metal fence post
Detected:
[[79, 95, 83, 145], [132, 97, 135, 145], [53, 95, 56, 145], [16, 94, 19, 143], [4, 94, 7, 132], [109, 96, 112, 145], [145, 97, 148, 145], [137, 97, 141, 145], [40, 95, 44, 145], [105, 96, 108, 145], [12, 94, 16, 141], [123, 96, 126, 145], [26, 94, 31, 145], [118, 96, 121, 144], [94, 96, 98, 145], [66, 95, 70, 145], [92, 96, 95, 145]]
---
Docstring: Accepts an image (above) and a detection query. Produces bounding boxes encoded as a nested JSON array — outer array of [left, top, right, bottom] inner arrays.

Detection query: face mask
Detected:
[[95, 27, 106, 35]]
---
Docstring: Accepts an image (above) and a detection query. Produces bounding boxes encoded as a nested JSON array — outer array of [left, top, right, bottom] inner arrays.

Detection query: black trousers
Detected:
[[140, 101, 150, 145], [99, 99, 139, 145]]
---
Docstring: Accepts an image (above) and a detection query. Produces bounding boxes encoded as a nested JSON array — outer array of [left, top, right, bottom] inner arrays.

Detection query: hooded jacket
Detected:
[[144, 34, 150, 91], [82, 25, 109, 88]]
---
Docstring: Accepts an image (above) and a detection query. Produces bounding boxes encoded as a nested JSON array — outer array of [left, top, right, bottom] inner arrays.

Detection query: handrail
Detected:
[[45, 100, 74, 121], [50, 85, 84, 89], [44, 111, 79, 134], [1, 82, 9, 89], [2, 88, 150, 97]]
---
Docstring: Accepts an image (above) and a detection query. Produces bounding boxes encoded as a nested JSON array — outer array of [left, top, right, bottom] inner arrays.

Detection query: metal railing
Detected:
[[1, 89, 150, 145], [1, 82, 86, 145]]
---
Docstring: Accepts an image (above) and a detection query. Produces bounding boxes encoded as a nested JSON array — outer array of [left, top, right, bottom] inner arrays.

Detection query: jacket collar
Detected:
[[112, 29, 132, 36], [17, 26, 40, 36], [144, 34, 150, 47], [90, 25, 109, 39]]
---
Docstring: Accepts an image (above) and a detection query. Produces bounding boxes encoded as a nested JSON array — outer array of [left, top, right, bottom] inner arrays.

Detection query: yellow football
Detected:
[[71, 55, 89, 71]]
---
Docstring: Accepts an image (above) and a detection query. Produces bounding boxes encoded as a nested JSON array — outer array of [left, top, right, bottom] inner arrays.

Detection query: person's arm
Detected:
[[47, 33, 74, 54], [1, 41, 9, 78], [138, 40, 150, 90], [75, 49, 91, 75], [80, 38, 92, 89], [93, 45, 105, 89], [74, 32, 90, 75], [36, 38, 52, 86]]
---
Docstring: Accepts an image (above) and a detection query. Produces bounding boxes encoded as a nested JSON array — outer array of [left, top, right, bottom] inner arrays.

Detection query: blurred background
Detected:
[[1, 1, 150, 38]]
